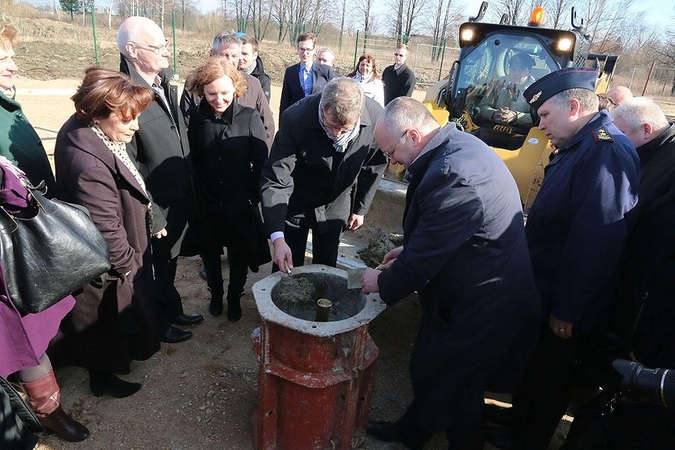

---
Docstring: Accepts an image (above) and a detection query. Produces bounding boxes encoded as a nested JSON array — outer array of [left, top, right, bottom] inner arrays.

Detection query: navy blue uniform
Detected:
[[378, 124, 540, 447], [511, 110, 640, 449]]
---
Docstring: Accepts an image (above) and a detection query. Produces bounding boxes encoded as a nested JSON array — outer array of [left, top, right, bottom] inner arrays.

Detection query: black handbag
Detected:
[[0, 183, 111, 314]]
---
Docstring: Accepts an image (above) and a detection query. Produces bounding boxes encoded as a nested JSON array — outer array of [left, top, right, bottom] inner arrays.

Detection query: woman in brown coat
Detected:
[[49, 67, 159, 398]]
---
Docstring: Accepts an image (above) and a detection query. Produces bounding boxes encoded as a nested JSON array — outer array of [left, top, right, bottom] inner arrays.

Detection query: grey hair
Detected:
[[117, 16, 160, 55], [611, 97, 669, 132], [379, 97, 437, 136], [550, 88, 599, 114], [320, 78, 365, 125], [212, 31, 241, 53]]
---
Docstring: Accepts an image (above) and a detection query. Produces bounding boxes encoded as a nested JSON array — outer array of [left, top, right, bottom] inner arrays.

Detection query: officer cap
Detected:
[[523, 67, 598, 112]]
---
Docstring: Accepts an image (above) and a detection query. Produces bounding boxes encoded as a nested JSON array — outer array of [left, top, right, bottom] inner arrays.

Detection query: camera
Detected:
[[612, 359, 675, 408]]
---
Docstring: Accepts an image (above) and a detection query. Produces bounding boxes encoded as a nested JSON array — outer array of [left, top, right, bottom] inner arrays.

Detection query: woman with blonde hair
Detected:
[[186, 57, 270, 321]]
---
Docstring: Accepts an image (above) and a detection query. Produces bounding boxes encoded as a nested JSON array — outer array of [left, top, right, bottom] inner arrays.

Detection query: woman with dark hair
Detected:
[[0, 14, 89, 443], [50, 67, 159, 399], [186, 57, 270, 321], [348, 54, 385, 107]]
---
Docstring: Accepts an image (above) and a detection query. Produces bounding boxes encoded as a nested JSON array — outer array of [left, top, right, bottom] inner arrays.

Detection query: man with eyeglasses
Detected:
[[361, 97, 540, 449], [279, 32, 337, 118], [381, 44, 416, 106], [260, 78, 387, 272], [117, 16, 203, 344]]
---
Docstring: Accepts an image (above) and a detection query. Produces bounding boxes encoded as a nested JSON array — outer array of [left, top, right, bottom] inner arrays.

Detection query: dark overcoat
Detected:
[[260, 94, 387, 236], [0, 161, 75, 378], [0, 93, 56, 195], [377, 124, 541, 432], [49, 115, 159, 374], [612, 124, 675, 368], [120, 57, 195, 259], [188, 99, 270, 270], [279, 62, 337, 117], [526, 111, 640, 332], [381, 63, 416, 105]]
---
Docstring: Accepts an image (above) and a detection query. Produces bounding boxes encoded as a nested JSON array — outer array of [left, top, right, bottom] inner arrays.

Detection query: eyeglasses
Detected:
[[382, 130, 409, 160], [298, 47, 315, 53], [132, 39, 170, 55]]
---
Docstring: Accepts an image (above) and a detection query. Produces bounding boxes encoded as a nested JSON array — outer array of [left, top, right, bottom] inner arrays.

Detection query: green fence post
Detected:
[[172, 12, 177, 75], [353, 30, 359, 69], [90, 4, 98, 65], [437, 39, 446, 81]]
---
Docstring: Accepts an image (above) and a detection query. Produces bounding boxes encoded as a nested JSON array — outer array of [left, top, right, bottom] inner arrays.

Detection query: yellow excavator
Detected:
[[418, 1, 619, 211]]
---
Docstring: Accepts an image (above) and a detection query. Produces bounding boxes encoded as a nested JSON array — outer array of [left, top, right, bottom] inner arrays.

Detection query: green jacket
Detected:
[[0, 92, 56, 195]]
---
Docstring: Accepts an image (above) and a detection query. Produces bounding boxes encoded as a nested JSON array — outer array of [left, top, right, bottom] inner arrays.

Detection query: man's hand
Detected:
[[272, 237, 293, 273], [153, 228, 168, 239], [346, 214, 364, 230], [381, 246, 403, 268], [549, 314, 574, 339], [492, 107, 518, 124], [361, 268, 382, 294]]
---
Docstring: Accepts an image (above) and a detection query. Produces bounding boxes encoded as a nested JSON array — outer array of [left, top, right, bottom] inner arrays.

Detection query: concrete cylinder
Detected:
[[251, 265, 386, 450]]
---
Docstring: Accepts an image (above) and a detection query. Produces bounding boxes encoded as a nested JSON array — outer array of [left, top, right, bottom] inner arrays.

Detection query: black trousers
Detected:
[[152, 242, 184, 333], [281, 216, 343, 268], [202, 243, 247, 300], [511, 326, 585, 450]]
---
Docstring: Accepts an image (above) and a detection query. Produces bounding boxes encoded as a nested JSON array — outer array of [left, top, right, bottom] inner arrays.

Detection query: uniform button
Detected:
[[0, 295, 7, 302]]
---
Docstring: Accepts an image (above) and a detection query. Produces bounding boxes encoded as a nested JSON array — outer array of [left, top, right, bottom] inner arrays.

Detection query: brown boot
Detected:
[[22, 372, 90, 442]]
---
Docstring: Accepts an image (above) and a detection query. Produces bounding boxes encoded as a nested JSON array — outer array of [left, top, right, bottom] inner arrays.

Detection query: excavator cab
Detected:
[[421, 2, 618, 211]]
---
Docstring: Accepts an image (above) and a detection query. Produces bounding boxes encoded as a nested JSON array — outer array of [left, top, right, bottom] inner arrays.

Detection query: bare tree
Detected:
[[493, 0, 529, 25], [354, 0, 375, 51]]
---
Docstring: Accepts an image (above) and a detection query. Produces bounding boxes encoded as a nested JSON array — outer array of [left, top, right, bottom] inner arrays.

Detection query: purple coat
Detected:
[[0, 161, 75, 378], [48, 115, 159, 374]]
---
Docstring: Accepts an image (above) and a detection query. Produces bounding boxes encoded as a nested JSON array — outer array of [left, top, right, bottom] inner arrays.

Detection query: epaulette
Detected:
[[592, 127, 615, 143]]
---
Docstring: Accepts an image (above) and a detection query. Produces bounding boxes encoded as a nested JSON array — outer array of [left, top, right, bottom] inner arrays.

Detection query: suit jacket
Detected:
[[261, 94, 387, 236], [279, 62, 337, 117], [120, 56, 195, 259]]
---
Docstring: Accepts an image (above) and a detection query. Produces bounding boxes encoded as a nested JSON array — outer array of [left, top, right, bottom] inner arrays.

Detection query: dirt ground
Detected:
[[17, 79, 453, 450], [15, 68, 675, 450]]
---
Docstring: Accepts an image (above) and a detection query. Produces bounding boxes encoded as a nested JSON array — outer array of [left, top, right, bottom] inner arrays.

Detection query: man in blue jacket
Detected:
[[361, 97, 541, 449], [490, 68, 640, 450]]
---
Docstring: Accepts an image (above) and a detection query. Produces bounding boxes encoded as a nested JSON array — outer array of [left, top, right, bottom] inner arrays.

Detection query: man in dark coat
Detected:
[[361, 97, 541, 450], [381, 44, 416, 106], [179, 32, 275, 149], [117, 16, 203, 344], [278, 32, 337, 118], [239, 34, 271, 102], [260, 77, 387, 271], [580, 98, 675, 449], [490, 68, 640, 450]]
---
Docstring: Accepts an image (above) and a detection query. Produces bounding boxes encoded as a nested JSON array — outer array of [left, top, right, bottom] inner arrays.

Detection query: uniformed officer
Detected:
[[487, 68, 640, 450]]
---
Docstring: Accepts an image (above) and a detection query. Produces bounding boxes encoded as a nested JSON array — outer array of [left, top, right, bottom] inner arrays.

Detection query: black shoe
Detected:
[[485, 424, 515, 450], [485, 403, 515, 428], [171, 313, 204, 326], [40, 406, 90, 441], [160, 326, 193, 343], [89, 372, 142, 398], [226, 297, 242, 322], [209, 298, 223, 317], [366, 420, 429, 450], [367, 420, 405, 443], [199, 264, 207, 281]]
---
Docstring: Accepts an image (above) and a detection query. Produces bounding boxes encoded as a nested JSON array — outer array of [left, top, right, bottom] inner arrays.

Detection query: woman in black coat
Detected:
[[50, 67, 159, 398], [186, 57, 270, 321]]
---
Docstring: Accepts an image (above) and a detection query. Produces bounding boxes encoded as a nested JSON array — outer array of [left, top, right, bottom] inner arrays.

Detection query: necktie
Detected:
[[303, 67, 311, 96]]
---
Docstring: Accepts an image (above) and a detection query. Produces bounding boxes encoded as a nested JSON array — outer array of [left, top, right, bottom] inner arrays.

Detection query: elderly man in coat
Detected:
[[117, 16, 203, 343], [361, 97, 541, 450], [260, 77, 387, 271]]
